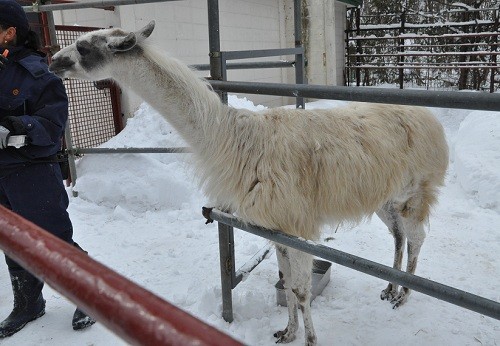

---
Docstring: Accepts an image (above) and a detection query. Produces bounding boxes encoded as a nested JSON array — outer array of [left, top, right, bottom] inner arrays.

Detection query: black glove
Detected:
[[0, 125, 10, 149], [0, 116, 27, 135], [0, 54, 7, 71]]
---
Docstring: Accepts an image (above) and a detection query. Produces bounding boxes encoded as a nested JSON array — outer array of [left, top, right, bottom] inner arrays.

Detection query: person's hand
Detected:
[[0, 116, 27, 135], [0, 54, 7, 71], [0, 126, 10, 149]]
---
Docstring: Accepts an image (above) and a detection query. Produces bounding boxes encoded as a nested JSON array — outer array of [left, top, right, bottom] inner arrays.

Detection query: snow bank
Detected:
[[454, 110, 500, 212], [74, 103, 196, 213], [228, 94, 267, 110]]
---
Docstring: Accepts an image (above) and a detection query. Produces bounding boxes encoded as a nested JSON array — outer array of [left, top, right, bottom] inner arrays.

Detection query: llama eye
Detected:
[[76, 43, 91, 56]]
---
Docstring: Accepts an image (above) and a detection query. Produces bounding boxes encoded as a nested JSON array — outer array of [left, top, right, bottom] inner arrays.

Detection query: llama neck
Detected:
[[111, 46, 228, 149]]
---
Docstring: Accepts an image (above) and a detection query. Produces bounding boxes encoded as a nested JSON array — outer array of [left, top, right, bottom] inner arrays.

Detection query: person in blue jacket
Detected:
[[0, 0, 95, 337]]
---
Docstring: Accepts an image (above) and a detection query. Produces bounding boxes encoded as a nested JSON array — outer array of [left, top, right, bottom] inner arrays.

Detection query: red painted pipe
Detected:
[[0, 206, 243, 346]]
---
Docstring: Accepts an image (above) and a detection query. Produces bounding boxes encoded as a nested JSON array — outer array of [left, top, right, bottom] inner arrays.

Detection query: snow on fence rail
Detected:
[[0, 206, 243, 346]]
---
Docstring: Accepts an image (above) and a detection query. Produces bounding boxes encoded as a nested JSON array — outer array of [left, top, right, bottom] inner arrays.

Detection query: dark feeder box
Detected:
[[275, 259, 332, 306]]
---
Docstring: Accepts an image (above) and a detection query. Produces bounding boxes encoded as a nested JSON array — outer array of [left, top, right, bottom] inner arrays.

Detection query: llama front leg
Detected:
[[377, 205, 406, 301], [275, 248, 317, 346], [382, 225, 405, 302], [391, 218, 425, 308], [274, 245, 299, 344]]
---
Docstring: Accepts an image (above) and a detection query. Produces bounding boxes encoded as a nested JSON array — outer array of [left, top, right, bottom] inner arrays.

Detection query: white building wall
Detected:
[[333, 1, 347, 86], [292, 0, 347, 87], [282, 0, 347, 88], [52, 0, 347, 116], [53, 0, 290, 116]]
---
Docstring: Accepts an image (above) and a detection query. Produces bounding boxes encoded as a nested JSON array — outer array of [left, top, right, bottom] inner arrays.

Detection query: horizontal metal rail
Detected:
[[351, 43, 495, 50], [68, 147, 191, 155], [349, 65, 498, 70], [352, 21, 495, 32], [208, 80, 500, 111], [234, 244, 273, 288], [358, 7, 500, 17], [348, 32, 500, 41], [0, 206, 243, 346], [220, 47, 304, 60], [348, 51, 500, 57], [23, 0, 181, 12], [205, 209, 500, 321], [192, 60, 294, 71], [348, 61, 497, 65]]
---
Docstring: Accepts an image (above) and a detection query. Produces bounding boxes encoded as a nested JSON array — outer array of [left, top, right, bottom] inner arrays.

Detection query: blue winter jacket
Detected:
[[0, 46, 68, 172]]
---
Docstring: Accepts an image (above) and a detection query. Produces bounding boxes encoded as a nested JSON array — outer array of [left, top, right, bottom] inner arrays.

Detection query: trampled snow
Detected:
[[0, 95, 498, 345]]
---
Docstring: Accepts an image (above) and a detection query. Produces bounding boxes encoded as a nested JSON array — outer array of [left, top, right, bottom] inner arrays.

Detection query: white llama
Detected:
[[49, 21, 449, 346]]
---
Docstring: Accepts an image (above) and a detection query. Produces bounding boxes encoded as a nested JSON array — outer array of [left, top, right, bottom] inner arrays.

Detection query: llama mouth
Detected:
[[49, 58, 75, 77], [48, 63, 68, 77], [48, 67, 67, 77]]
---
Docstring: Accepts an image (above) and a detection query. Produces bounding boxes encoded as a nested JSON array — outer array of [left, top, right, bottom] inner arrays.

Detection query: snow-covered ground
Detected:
[[0, 95, 499, 346]]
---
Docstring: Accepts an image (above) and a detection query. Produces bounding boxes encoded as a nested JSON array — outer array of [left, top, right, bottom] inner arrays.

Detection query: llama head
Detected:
[[49, 21, 155, 81]]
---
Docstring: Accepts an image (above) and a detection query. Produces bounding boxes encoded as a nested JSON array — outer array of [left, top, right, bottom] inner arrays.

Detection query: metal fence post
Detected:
[[294, 0, 305, 108], [399, 10, 406, 89], [207, 0, 227, 104], [218, 222, 235, 322], [208, 0, 233, 322]]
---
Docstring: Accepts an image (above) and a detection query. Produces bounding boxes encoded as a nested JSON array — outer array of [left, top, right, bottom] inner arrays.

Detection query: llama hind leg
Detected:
[[274, 245, 299, 343], [376, 204, 406, 301], [391, 215, 426, 308], [289, 248, 316, 345], [390, 183, 430, 308]]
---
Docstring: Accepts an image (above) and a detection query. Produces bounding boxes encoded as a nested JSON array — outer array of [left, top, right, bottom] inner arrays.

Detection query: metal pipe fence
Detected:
[[68, 147, 191, 155], [192, 60, 295, 71], [204, 209, 500, 321], [13, 0, 500, 338], [208, 80, 500, 111], [23, 0, 182, 12], [0, 206, 243, 346], [66, 79, 500, 156]]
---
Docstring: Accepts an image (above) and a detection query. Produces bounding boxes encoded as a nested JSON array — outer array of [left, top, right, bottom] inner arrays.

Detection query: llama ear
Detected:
[[136, 20, 155, 41], [108, 32, 137, 52]]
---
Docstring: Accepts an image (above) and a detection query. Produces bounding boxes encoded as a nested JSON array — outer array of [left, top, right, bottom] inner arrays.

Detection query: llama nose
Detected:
[[49, 56, 75, 75]]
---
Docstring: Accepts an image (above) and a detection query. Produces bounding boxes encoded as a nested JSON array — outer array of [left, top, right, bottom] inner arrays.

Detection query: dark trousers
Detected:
[[0, 162, 74, 270]]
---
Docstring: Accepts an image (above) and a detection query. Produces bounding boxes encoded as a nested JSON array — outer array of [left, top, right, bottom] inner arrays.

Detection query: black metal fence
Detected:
[[346, 6, 500, 92]]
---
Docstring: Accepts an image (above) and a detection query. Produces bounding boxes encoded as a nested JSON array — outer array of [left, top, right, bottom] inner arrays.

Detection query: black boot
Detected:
[[72, 308, 96, 330], [71, 243, 96, 331], [0, 269, 45, 338]]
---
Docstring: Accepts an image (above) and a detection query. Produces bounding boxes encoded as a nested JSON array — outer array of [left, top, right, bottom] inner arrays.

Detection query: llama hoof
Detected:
[[390, 290, 410, 308], [305, 334, 318, 346], [380, 288, 397, 301], [274, 329, 296, 344]]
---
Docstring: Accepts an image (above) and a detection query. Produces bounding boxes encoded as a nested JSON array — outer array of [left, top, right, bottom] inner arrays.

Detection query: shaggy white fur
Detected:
[[49, 21, 449, 346]]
